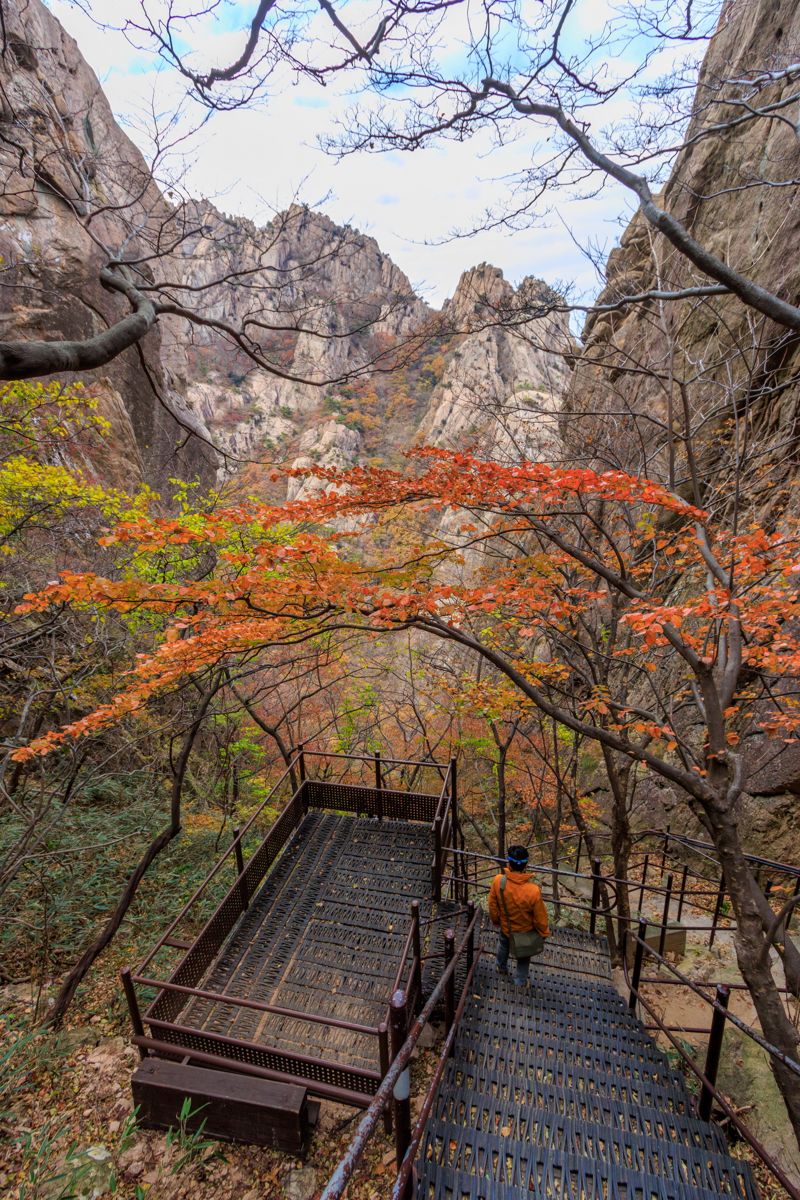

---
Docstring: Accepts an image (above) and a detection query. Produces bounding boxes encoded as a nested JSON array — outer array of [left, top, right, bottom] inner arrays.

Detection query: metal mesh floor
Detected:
[[176, 811, 433, 1070], [416, 928, 759, 1200]]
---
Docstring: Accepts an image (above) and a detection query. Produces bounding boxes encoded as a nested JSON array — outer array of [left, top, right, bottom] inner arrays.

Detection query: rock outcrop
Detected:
[[0, 0, 218, 489], [564, 0, 800, 509], [0, 0, 570, 499], [420, 264, 570, 461], [563, 0, 800, 853]]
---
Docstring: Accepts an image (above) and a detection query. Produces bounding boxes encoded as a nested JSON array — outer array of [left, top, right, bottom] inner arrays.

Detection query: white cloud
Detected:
[[44, 0, 706, 310]]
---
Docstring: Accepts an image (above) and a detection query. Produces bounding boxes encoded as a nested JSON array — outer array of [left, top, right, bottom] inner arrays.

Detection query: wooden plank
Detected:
[[132, 1057, 317, 1152]]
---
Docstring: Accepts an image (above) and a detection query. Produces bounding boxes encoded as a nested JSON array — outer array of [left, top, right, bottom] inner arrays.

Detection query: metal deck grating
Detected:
[[174, 811, 434, 1071], [415, 932, 759, 1200], [433, 1087, 728, 1153]]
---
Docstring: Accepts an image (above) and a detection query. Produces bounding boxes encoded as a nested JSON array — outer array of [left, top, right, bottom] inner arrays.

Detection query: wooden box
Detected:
[[132, 1057, 318, 1152]]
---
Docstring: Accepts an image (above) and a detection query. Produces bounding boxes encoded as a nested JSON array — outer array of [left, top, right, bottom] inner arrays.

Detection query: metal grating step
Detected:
[[421, 1115, 753, 1192], [433, 1082, 727, 1153], [472, 967, 629, 1011], [457, 1012, 665, 1060], [451, 1031, 685, 1090], [419, 1123, 757, 1199], [443, 1059, 693, 1112], [476, 943, 612, 982], [458, 992, 651, 1038], [415, 1159, 737, 1200]]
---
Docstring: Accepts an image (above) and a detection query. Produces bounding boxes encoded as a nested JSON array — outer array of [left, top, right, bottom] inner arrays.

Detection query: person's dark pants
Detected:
[[496, 931, 530, 985]]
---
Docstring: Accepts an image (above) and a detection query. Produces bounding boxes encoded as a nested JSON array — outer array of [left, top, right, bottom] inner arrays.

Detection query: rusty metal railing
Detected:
[[121, 749, 451, 1108], [623, 920, 800, 1200], [320, 908, 481, 1200]]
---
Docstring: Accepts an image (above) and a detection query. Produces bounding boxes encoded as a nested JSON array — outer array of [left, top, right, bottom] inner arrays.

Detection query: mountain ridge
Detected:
[[0, 0, 569, 498]]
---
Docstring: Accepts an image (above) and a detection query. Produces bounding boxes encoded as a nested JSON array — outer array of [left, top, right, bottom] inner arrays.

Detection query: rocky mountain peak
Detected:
[[0, 0, 571, 501], [445, 263, 513, 327]]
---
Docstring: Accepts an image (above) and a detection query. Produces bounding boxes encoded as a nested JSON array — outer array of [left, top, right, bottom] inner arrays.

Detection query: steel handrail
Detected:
[[623, 929, 800, 1078], [444, 849, 736, 913], [623, 952, 800, 1200], [438, 875, 618, 921], [320, 909, 480, 1200], [391, 953, 481, 1199], [433, 761, 452, 825], [389, 916, 419, 1006], [299, 748, 449, 772], [638, 974, 795, 996], [132, 974, 381, 1036], [137, 758, 302, 973]]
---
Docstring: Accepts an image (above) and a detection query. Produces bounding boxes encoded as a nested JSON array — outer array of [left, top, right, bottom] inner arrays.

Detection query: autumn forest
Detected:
[[2, 0, 800, 1198]]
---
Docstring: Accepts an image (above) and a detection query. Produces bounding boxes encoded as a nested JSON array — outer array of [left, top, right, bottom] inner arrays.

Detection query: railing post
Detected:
[[378, 1021, 392, 1134], [676, 864, 689, 922], [232, 827, 249, 911], [660, 823, 671, 875], [466, 901, 475, 974], [589, 858, 601, 937], [121, 968, 146, 1059], [628, 918, 648, 1013], [450, 758, 461, 902], [443, 929, 456, 1035], [389, 991, 411, 1177], [374, 751, 384, 820], [709, 874, 726, 948], [574, 833, 583, 873], [298, 742, 306, 784], [658, 872, 673, 959], [698, 984, 730, 1121], [432, 817, 442, 903], [638, 853, 650, 914], [411, 900, 422, 1013]]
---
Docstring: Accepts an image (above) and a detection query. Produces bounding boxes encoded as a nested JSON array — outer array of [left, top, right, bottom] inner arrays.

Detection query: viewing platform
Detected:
[[122, 750, 459, 1139], [120, 748, 794, 1197]]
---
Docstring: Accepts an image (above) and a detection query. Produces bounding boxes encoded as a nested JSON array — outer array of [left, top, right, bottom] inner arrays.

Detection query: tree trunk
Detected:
[[707, 805, 800, 1147], [496, 744, 507, 859], [602, 747, 633, 965], [43, 678, 220, 1027]]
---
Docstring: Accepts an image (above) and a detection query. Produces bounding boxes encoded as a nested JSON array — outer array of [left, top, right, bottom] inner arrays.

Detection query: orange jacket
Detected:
[[488, 868, 551, 938]]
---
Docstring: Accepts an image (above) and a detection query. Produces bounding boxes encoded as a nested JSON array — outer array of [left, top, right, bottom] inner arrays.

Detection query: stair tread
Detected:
[[434, 1082, 728, 1153], [415, 1159, 746, 1200], [457, 1012, 666, 1055], [450, 1031, 685, 1088], [421, 1114, 751, 1189], [413, 921, 758, 1200], [441, 1060, 695, 1115]]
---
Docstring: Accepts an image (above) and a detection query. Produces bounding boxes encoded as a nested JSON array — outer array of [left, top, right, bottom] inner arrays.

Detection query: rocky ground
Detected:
[[0, 949, 440, 1200], [621, 890, 800, 1196]]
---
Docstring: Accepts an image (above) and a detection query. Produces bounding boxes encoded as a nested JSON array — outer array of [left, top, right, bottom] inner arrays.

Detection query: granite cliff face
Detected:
[[0, 0, 218, 488], [564, 0, 800, 509], [420, 264, 569, 462], [0, 0, 568, 500], [169, 201, 433, 470], [563, 0, 800, 852]]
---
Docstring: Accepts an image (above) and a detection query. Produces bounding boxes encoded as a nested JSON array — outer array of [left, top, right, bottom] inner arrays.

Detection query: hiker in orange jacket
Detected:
[[488, 844, 551, 985]]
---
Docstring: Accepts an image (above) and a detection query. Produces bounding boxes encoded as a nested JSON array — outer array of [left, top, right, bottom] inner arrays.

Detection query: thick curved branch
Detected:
[[478, 77, 800, 332], [0, 267, 156, 380]]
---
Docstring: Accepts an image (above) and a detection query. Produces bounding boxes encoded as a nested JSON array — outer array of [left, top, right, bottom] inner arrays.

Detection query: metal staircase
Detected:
[[414, 928, 758, 1200]]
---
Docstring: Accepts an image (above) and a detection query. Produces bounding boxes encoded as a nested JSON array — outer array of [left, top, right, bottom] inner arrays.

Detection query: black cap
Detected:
[[507, 844, 529, 868]]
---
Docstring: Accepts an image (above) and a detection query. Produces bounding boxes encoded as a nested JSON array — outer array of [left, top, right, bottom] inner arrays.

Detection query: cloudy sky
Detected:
[[45, 1, 711, 309]]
